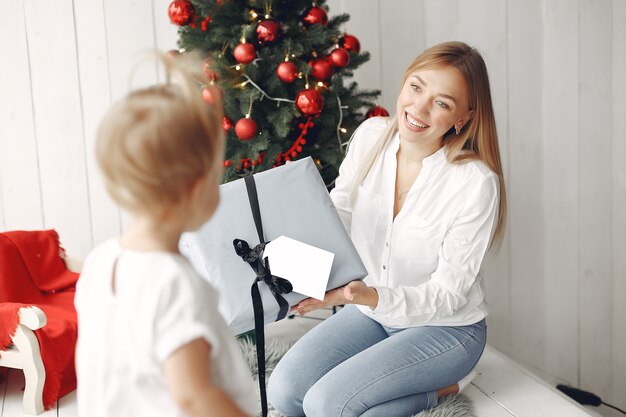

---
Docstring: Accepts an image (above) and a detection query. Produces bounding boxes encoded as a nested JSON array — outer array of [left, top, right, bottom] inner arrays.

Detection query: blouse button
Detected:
[[382, 265, 386, 270]]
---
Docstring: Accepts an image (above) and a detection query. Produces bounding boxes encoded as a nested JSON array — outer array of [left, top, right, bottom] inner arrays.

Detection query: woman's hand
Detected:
[[291, 280, 378, 315]]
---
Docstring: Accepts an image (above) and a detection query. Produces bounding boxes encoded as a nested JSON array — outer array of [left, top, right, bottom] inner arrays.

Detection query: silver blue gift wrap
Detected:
[[180, 157, 368, 335]]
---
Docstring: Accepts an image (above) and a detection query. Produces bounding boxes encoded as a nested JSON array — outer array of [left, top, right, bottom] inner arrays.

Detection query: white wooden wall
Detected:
[[0, 0, 624, 415]]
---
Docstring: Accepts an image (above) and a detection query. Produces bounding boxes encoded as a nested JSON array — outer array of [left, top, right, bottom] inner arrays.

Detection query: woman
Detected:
[[268, 41, 506, 417]]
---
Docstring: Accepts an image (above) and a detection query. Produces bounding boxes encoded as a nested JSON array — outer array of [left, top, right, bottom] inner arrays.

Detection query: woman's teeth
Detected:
[[406, 113, 428, 128]]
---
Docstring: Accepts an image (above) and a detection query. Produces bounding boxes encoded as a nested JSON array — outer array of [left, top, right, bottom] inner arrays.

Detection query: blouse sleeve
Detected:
[[372, 172, 499, 324], [330, 117, 387, 234]]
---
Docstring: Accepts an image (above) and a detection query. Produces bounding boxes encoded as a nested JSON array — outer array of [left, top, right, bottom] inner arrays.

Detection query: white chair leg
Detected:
[[11, 307, 48, 415], [12, 324, 46, 414]]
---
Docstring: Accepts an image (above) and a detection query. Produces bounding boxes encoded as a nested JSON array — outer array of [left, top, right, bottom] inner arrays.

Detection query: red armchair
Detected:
[[0, 230, 79, 414]]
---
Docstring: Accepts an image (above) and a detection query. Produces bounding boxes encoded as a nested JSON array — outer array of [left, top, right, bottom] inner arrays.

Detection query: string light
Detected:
[[335, 94, 350, 153], [241, 74, 295, 104]]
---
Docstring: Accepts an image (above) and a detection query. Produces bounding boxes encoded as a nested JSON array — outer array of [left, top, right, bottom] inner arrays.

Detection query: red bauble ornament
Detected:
[[296, 89, 325, 115], [309, 57, 333, 80], [168, 0, 195, 26], [302, 6, 328, 26], [276, 61, 299, 83], [339, 34, 361, 54], [235, 117, 258, 140], [366, 105, 390, 118], [256, 19, 281, 44], [234, 42, 256, 64], [329, 48, 350, 68], [201, 87, 222, 105], [222, 116, 234, 131], [201, 16, 212, 31]]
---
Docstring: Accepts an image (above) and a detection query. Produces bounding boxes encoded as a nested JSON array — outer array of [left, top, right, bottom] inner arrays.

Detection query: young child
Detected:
[[75, 53, 256, 417]]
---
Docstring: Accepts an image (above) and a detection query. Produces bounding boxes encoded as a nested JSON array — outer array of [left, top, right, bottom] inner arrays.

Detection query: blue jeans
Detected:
[[268, 305, 486, 417]]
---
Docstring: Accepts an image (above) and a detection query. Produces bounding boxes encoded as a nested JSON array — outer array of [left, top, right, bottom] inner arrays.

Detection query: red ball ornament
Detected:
[[309, 57, 333, 80], [256, 19, 281, 44], [235, 117, 258, 140], [201, 16, 212, 31], [201, 87, 222, 105], [366, 105, 390, 118], [276, 61, 299, 83], [339, 34, 361, 54], [168, 0, 195, 26], [296, 89, 325, 115], [234, 42, 256, 64], [302, 6, 328, 26], [329, 48, 350, 68], [222, 116, 234, 131]]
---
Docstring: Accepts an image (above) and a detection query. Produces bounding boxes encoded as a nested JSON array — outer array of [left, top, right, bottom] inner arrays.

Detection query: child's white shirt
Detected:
[[75, 239, 257, 417]]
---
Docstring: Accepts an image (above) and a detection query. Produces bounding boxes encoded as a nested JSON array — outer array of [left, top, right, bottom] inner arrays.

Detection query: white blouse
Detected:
[[330, 117, 499, 328]]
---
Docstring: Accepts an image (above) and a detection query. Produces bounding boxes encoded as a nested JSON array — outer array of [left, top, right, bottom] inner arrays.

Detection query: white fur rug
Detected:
[[238, 339, 476, 417]]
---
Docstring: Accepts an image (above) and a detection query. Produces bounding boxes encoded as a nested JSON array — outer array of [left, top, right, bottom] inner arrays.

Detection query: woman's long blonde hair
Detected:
[[350, 41, 506, 250]]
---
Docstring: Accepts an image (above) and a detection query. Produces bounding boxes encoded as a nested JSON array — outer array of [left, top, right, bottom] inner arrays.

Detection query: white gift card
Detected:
[[263, 236, 334, 301]]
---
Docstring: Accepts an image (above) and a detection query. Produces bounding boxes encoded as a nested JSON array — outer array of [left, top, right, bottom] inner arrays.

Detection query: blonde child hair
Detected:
[[350, 41, 507, 250], [96, 52, 224, 218]]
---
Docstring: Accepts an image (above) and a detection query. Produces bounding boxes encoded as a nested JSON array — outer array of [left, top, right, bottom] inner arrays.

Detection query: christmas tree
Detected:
[[169, 0, 387, 185]]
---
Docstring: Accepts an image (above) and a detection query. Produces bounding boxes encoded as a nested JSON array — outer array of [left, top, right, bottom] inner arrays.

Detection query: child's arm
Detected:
[[163, 338, 253, 417]]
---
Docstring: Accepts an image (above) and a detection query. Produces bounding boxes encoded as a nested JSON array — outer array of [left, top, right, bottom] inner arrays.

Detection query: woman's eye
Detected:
[[411, 84, 421, 92], [435, 100, 449, 109]]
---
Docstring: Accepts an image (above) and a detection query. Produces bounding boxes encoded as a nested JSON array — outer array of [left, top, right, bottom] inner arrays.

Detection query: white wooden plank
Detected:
[[378, 0, 425, 115], [331, 0, 382, 94], [153, 0, 181, 83], [506, 0, 546, 370], [73, 0, 122, 250], [57, 389, 78, 417], [0, 366, 7, 413], [578, 0, 613, 406], [0, 171, 6, 230], [474, 346, 595, 417], [612, 1, 626, 416], [542, 0, 580, 385], [463, 384, 515, 417], [455, 0, 512, 357], [423, 0, 459, 47], [0, 0, 44, 232], [102, 0, 160, 233], [1, 369, 57, 417], [23, 0, 93, 260]]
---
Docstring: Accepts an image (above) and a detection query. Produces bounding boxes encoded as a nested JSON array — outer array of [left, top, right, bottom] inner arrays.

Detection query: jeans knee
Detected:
[[302, 381, 359, 417], [267, 364, 303, 416]]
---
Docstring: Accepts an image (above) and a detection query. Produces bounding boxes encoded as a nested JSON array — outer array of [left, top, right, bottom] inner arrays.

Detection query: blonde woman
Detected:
[[74, 54, 256, 417], [268, 41, 506, 417]]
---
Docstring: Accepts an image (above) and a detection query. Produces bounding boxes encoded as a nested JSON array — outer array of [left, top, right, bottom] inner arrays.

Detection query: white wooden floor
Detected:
[[0, 311, 603, 417]]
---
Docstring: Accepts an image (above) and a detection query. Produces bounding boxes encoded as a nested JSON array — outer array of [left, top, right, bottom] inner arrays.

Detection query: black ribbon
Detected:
[[233, 175, 293, 417]]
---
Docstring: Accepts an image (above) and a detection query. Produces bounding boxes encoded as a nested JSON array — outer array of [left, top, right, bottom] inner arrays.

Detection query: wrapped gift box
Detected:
[[180, 157, 368, 335]]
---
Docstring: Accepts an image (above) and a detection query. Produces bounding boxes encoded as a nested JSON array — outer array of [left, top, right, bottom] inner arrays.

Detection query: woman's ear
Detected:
[[456, 110, 474, 132]]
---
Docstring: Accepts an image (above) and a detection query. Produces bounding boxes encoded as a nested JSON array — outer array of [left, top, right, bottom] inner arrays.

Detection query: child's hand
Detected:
[[290, 281, 378, 315]]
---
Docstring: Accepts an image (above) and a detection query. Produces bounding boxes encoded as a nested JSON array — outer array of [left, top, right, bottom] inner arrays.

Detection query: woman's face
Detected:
[[396, 65, 472, 147]]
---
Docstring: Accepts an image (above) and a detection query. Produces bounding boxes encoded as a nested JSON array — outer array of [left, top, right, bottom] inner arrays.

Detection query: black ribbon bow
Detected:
[[232, 238, 293, 307], [233, 175, 293, 417]]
